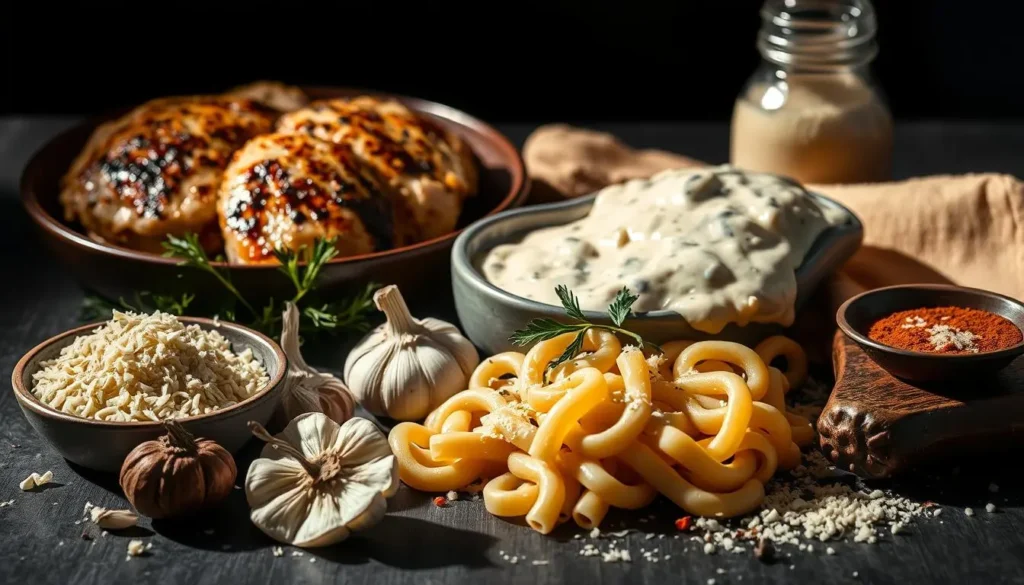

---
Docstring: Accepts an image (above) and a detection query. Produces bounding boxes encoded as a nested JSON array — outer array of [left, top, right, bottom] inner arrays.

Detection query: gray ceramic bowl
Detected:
[[12, 317, 287, 473], [452, 190, 863, 354]]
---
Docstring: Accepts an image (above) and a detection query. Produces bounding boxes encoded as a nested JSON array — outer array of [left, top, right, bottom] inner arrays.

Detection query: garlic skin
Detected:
[[344, 285, 479, 421], [245, 413, 398, 547], [278, 302, 355, 424]]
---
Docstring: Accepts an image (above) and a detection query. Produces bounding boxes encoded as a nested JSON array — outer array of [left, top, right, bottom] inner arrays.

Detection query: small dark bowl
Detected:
[[12, 317, 287, 473], [836, 284, 1024, 382], [20, 86, 528, 313]]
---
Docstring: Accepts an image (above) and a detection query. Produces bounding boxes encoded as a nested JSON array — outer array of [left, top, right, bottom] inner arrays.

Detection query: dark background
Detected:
[[2, 0, 1023, 123]]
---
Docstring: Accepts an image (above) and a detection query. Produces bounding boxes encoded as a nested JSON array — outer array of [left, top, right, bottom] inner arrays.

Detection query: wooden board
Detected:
[[819, 329, 1024, 478]]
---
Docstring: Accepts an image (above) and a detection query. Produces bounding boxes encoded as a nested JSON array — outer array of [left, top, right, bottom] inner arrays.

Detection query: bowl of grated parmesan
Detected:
[[12, 311, 287, 472]]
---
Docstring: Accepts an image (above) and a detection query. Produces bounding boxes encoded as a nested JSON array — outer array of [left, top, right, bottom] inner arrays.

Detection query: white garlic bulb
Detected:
[[344, 285, 479, 421], [277, 302, 355, 424], [245, 413, 398, 547]]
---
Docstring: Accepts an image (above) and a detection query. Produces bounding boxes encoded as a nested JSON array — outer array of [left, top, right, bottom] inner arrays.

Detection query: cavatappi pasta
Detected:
[[387, 331, 813, 534]]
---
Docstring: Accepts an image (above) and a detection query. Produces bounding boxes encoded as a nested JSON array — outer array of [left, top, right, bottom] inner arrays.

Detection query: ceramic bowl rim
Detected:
[[12, 316, 288, 428], [19, 86, 529, 270], [836, 283, 1024, 360], [452, 187, 863, 322]]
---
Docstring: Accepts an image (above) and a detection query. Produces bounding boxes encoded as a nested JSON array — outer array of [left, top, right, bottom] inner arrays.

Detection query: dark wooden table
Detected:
[[3, 117, 1024, 585]]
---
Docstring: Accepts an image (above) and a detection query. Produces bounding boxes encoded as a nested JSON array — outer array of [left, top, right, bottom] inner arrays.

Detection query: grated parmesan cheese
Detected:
[[31, 311, 269, 421]]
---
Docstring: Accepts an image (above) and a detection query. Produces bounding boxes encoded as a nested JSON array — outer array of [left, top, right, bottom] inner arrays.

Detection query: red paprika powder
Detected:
[[868, 306, 1022, 354]]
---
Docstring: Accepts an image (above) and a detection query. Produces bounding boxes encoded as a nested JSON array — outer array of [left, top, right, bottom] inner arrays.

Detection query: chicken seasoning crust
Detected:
[[59, 85, 481, 264], [60, 96, 278, 254], [218, 133, 416, 264], [277, 96, 478, 241]]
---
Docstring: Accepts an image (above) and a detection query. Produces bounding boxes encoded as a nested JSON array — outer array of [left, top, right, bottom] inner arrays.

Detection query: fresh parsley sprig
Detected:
[[509, 284, 657, 373]]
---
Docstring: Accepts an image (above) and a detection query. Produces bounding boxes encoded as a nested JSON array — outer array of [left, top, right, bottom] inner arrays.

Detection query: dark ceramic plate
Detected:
[[20, 86, 529, 313], [12, 317, 287, 472], [837, 284, 1024, 382], [453, 187, 863, 354]]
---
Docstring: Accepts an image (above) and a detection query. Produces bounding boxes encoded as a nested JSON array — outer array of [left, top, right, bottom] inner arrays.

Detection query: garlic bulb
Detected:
[[277, 302, 355, 424], [344, 285, 479, 421], [245, 413, 398, 547]]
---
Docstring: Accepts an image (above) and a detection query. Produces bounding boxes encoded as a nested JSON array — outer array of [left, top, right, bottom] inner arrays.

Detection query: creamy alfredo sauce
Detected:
[[481, 165, 848, 334]]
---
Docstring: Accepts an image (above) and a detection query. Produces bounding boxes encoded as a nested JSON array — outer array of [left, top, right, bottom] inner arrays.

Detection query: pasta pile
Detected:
[[387, 330, 813, 534]]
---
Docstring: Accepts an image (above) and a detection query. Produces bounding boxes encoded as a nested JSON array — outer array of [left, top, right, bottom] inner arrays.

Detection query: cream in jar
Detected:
[[480, 166, 848, 334]]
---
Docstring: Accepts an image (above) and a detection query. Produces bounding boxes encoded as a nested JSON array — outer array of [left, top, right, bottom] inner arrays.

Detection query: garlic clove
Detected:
[[422, 318, 480, 375], [343, 490, 389, 533], [278, 302, 356, 425], [89, 507, 139, 530], [381, 348, 432, 421]]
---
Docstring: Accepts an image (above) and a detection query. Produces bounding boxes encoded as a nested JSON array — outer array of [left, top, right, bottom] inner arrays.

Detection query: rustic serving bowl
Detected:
[[12, 317, 287, 473], [837, 284, 1024, 382], [20, 86, 528, 313], [452, 188, 863, 354]]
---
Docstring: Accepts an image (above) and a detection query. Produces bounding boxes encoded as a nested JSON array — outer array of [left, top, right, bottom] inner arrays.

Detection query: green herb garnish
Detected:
[[81, 233, 378, 339], [509, 284, 657, 373]]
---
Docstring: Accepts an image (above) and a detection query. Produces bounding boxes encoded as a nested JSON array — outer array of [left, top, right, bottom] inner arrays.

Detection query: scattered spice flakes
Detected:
[[675, 516, 692, 531], [432, 496, 448, 507]]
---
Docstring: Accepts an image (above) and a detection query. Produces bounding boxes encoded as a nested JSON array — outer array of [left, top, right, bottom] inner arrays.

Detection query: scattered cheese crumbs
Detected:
[[826, 547, 836, 555], [126, 540, 149, 559], [291, 551, 304, 557], [0, 499, 14, 508], [531, 560, 549, 566], [589, 527, 601, 539], [704, 543, 716, 554], [446, 490, 459, 501], [645, 533, 656, 540], [989, 483, 1000, 493], [891, 522, 904, 535], [272, 547, 284, 557], [310, 558, 316, 563], [933, 509, 943, 517], [853, 571, 860, 577], [985, 503, 996, 513], [717, 568, 726, 574], [708, 579, 716, 585], [965, 507, 975, 517], [601, 548, 631, 563], [19, 470, 53, 491]]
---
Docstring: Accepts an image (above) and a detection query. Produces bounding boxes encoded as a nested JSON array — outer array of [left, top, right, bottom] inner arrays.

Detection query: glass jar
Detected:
[[729, 0, 893, 185]]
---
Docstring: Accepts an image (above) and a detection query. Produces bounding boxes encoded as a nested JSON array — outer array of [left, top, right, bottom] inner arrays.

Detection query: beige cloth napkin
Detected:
[[522, 124, 1024, 365]]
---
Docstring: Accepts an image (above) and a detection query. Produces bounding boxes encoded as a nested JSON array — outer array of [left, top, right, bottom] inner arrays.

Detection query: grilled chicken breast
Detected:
[[223, 81, 309, 113], [60, 96, 278, 253], [276, 97, 478, 240], [218, 132, 416, 264]]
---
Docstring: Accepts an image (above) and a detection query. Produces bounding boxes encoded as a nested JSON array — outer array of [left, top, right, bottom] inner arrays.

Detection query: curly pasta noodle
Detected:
[[387, 335, 814, 534]]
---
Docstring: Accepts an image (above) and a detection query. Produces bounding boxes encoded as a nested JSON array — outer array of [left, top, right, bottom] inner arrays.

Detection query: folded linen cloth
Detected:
[[522, 123, 1024, 366]]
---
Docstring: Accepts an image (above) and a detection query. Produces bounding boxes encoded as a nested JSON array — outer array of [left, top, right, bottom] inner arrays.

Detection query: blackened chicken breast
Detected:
[[60, 96, 278, 253], [217, 132, 416, 264], [277, 96, 478, 240]]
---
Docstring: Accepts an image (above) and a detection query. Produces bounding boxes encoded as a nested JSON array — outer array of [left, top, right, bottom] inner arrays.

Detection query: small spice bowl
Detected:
[[11, 317, 287, 473], [837, 284, 1024, 383]]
